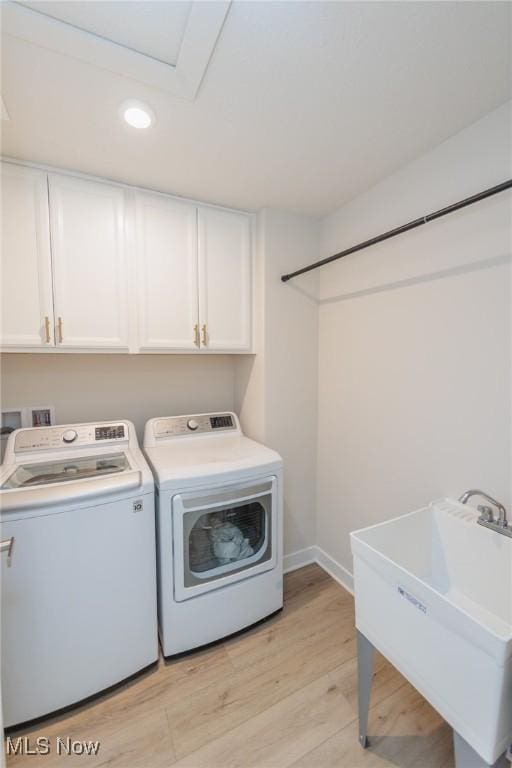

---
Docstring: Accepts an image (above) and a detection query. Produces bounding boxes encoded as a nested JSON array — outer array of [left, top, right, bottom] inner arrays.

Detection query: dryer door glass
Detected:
[[181, 481, 273, 587]]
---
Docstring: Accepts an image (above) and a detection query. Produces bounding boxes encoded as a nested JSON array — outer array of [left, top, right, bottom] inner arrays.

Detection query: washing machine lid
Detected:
[[144, 435, 282, 489], [2, 452, 130, 490]]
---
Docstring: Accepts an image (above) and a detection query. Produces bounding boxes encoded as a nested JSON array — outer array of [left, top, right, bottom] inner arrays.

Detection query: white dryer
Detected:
[[0, 420, 158, 727], [143, 412, 283, 657]]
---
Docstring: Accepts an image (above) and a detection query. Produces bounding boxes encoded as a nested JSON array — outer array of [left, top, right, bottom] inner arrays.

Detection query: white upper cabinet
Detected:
[[1, 164, 54, 348], [198, 207, 252, 352], [48, 174, 130, 350], [135, 192, 198, 351], [1, 162, 253, 354]]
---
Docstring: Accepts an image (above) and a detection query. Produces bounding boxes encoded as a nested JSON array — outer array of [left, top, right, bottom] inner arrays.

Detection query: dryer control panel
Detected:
[[14, 423, 129, 453], [153, 413, 238, 439]]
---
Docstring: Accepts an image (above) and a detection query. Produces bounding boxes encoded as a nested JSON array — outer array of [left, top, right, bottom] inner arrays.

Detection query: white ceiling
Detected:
[[18, 1, 193, 66], [2, 1, 511, 216]]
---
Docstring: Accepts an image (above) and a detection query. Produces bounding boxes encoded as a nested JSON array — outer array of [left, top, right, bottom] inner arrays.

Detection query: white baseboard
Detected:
[[283, 546, 316, 573], [283, 545, 354, 595], [314, 546, 354, 594]]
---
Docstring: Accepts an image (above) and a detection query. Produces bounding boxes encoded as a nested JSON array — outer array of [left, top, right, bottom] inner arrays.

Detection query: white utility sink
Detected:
[[351, 498, 512, 766]]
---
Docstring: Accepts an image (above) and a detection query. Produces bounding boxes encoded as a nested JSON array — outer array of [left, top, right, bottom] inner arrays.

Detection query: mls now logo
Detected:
[[6, 736, 101, 756]]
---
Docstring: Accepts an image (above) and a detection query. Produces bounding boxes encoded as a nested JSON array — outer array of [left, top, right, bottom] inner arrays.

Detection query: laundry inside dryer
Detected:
[[190, 502, 266, 572]]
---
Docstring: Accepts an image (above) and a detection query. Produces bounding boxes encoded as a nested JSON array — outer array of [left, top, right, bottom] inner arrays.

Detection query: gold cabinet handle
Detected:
[[57, 317, 63, 344], [44, 316, 51, 344], [201, 324, 208, 347], [193, 324, 200, 348]]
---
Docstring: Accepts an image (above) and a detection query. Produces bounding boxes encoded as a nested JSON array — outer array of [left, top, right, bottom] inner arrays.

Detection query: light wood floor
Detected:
[[6, 565, 453, 768]]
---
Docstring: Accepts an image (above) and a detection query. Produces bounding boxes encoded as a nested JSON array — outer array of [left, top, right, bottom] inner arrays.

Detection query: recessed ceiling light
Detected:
[[120, 100, 155, 129]]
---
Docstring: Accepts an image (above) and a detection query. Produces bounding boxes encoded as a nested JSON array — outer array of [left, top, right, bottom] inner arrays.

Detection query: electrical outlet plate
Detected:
[[1, 409, 23, 437], [29, 406, 55, 428]]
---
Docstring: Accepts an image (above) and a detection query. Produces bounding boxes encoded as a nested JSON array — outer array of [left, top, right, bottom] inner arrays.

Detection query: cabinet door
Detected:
[[135, 191, 198, 351], [1, 163, 54, 348], [48, 174, 129, 349], [198, 208, 252, 352]]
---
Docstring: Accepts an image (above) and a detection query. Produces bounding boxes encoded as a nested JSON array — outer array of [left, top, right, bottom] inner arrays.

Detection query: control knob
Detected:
[[62, 429, 78, 443], [187, 419, 199, 431]]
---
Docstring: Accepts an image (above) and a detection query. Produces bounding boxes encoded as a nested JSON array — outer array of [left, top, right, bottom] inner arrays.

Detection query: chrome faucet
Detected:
[[459, 489, 511, 538]]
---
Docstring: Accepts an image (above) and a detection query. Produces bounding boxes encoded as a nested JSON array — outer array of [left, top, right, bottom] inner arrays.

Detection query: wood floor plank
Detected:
[[167, 590, 356, 756], [90, 709, 176, 768], [169, 669, 356, 768], [224, 578, 352, 670], [6, 709, 175, 768], [290, 682, 453, 768], [283, 563, 332, 605], [330, 651, 408, 715], [6, 644, 233, 753]]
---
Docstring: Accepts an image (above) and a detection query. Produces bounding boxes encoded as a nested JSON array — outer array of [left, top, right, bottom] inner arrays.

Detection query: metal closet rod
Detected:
[[281, 178, 512, 282]]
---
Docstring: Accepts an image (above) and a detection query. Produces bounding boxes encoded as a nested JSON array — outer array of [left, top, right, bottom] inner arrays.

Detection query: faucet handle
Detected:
[[496, 509, 508, 528], [477, 505, 495, 523]]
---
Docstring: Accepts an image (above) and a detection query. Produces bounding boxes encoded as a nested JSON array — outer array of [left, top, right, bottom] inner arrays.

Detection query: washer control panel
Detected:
[[154, 413, 237, 439], [14, 423, 128, 453]]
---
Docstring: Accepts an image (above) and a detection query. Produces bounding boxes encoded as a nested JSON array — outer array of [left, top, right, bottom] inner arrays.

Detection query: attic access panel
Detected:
[[19, 1, 193, 66], [3, 0, 231, 99]]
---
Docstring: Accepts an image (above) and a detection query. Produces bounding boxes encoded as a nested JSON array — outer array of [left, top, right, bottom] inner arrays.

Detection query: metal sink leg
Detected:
[[356, 629, 375, 749]]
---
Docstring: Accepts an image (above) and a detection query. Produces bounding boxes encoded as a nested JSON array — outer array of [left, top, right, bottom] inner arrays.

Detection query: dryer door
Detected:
[[172, 477, 277, 601]]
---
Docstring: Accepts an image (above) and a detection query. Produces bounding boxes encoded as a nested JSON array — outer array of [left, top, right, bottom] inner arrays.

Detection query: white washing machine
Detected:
[[143, 412, 283, 657], [0, 420, 158, 727]]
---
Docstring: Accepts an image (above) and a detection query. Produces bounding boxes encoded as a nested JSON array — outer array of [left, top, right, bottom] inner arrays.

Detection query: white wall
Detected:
[[1, 354, 236, 441], [234, 212, 267, 445], [235, 208, 320, 557], [316, 101, 512, 577]]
